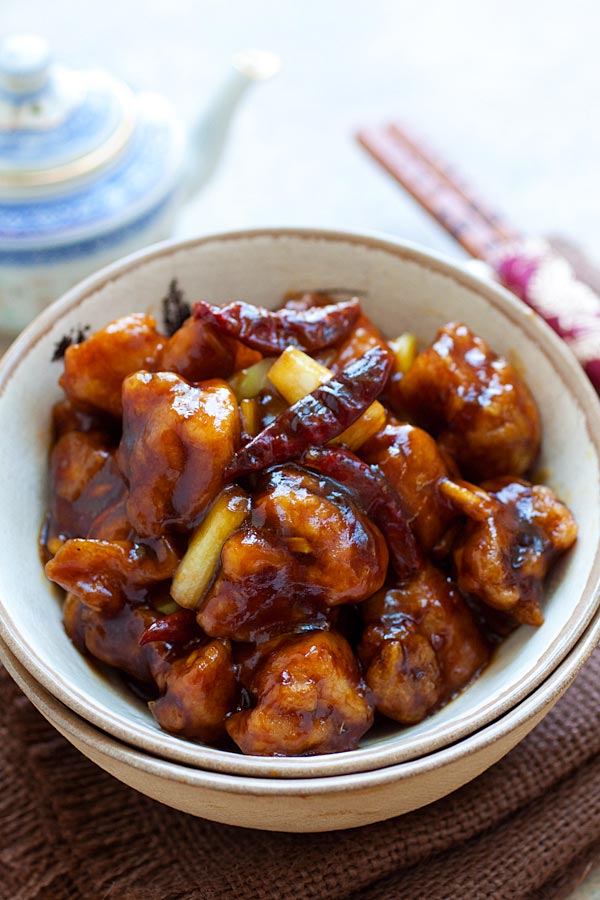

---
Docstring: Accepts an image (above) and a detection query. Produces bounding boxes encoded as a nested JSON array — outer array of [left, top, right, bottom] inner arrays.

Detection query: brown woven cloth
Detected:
[[2, 650, 600, 900]]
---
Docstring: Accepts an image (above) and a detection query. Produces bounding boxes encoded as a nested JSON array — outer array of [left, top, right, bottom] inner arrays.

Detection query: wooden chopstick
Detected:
[[386, 123, 519, 243], [356, 124, 521, 260], [356, 122, 600, 396]]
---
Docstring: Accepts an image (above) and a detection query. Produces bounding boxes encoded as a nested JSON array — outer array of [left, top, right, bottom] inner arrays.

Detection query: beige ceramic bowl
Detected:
[[0, 228, 600, 783], [2, 605, 599, 832]]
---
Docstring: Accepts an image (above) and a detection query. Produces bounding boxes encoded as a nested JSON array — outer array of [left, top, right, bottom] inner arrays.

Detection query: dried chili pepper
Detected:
[[301, 446, 421, 578], [140, 609, 197, 646], [225, 346, 392, 480], [282, 289, 366, 312], [193, 297, 361, 354]]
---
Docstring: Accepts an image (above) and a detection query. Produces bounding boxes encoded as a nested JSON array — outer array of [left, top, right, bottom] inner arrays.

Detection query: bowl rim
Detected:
[[1, 225, 600, 779], [2, 598, 599, 796]]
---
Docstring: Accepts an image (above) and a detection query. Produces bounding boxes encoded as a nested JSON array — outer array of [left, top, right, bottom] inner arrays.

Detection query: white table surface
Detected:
[[3, 0, 600, 893]]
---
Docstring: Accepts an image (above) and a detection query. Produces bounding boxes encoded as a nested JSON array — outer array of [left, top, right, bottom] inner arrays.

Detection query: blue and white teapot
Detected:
[[0, 34, 279, 332]]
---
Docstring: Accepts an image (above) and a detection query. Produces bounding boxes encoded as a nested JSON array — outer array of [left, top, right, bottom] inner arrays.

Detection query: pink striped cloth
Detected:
[[494, 239, 600, 392]]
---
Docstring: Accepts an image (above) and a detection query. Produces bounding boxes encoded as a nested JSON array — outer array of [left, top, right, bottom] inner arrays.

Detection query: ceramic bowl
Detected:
[[2, 604, 599, 832], [0, 228, 599, 781]]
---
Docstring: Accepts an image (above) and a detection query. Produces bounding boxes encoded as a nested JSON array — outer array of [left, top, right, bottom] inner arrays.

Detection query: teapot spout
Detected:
[[184, 49, 280, 200]]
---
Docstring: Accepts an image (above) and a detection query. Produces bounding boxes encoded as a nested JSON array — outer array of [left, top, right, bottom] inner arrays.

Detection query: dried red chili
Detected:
[[193, 298, 361, 355], [301, 446, 421, 578], [225, 346, 392, 480]]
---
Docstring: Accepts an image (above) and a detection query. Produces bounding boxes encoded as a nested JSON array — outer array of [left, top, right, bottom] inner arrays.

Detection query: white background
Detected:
[[3, 0, 600, 262]]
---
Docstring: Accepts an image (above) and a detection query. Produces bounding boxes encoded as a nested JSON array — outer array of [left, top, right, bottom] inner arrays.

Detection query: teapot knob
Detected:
[[0, 34, 51, 96]]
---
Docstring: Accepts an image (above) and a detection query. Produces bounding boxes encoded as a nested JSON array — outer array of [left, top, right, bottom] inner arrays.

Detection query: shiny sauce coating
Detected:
[[42, 304, 577, 756]]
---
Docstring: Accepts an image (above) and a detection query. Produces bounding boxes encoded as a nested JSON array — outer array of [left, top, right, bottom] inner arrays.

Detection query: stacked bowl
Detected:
[[1, 229, 599, 832]]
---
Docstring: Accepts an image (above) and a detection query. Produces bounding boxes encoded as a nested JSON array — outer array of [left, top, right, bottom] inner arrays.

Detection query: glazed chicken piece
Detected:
[[227, 631, 374, 756], [46, 536, 180, 616], [65, 589, 236, 743], [440, 477, 578, 626], [52, 399, 117, 440], [60, 314, 165, 418], [161, 316, 241, 382], [150, 638, 237, 743], [85, 495, 133, 542], [399, 323, 541, 480], [46, 430, 128, 553], [43, 298, 581, 758], [197, 465, 389, 642], [161, 317, 234, 381], [330, 313, 394, 373], [63, 593, 171, 685], [360, 420, 457, 552], [117, 372, 240, 537], [197, 529, 336, 643], [359, 563, 490, 724]]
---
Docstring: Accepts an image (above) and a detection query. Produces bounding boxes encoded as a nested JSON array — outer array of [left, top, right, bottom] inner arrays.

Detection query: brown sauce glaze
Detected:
[[41, 296, 577, 757], [400, 322, 541, 481], [361, 419, 456, 553], [160, 316, 240, 382], [443, 477, 578, 626], [46, 537, 181, 615], [118, 373, 240, 537], [226, 631, 374, 756], [60, 313, 165, 418], [359, 564, 490, 724], [197, 465, 388, 643], [47, 432, 128, 551]]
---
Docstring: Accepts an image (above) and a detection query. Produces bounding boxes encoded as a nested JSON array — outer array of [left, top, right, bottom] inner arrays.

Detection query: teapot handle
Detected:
[[183, 49, 281, 201]]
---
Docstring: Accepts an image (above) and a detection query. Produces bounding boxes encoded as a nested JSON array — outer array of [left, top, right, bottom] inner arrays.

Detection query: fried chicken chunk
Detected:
[[60, 314, 165, 417], [160, 317, 239, 382], [65, 591, 235, 743], [359, 564, 489, 724], [46, 431, 128, 551], [400, 323, 541, 480], [330, 313, 394, 373], [150, 638, 237, 743], [197, 465, 389, 642], [63, 593, 170, 685], [361, 420, 456, 551], [227, 631, 374, 756], [441, 477, 578, 626], [117, 372, 240, 537], [52, 399, 116, 439], [46, 537, 180, 615]]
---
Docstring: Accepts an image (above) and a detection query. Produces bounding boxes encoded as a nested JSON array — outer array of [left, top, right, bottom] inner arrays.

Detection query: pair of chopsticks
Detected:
[[357, 123, 519, 262], [356, 123, 600, 393]]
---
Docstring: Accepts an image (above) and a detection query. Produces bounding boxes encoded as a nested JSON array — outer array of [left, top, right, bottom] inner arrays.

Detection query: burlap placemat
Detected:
[[1, 646, 600, 900]]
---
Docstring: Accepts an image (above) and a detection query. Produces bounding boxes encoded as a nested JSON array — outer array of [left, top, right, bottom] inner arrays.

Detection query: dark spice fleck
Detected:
[[51, 325, 90, 361], [162, 279, 191, 336]]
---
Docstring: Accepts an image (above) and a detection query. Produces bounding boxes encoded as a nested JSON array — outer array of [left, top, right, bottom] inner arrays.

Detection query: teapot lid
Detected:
[[0, 34, 136, 189]]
